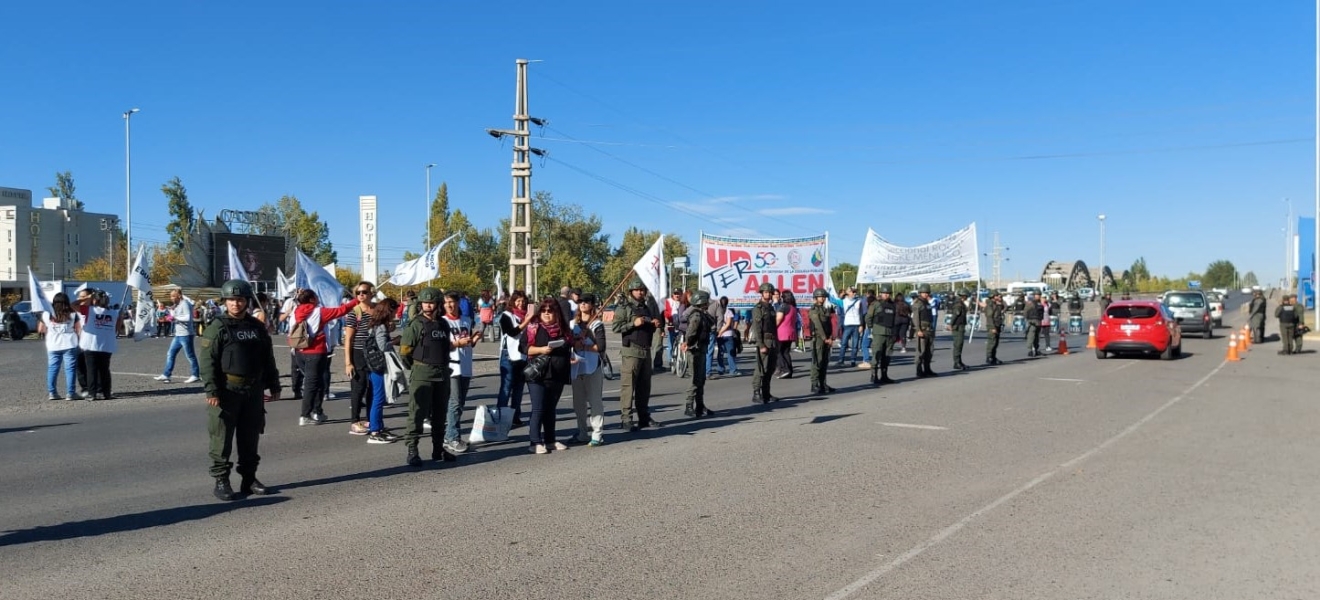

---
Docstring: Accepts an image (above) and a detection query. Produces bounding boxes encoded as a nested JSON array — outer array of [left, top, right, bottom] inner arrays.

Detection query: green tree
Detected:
[[1128, 257, 1150, 282], [600, 226, 690, 298], [831, 262, 859, 289], [497, 191, 614, 297], [162, 177, 194, 250], [46, 171, 82, 210], [1202, 260, 1237, 289], [1241, 271, 1259, 288], [251, 195, 337, 264]]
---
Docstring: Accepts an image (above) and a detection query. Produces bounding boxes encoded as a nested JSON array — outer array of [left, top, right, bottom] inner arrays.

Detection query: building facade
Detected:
[[0, 186, 119, 285]]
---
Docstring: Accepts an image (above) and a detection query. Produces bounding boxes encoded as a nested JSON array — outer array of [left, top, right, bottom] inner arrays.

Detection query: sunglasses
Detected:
[[355, 289, 372, 295]]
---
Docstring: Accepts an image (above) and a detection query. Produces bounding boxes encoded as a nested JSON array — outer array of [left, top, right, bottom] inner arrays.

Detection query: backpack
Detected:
[[287, 317, 311, 350], [363, 325, 388, 373]]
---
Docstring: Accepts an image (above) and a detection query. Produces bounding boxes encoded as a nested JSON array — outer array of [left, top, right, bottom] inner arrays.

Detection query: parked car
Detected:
[[1162, 290, 1213, 338], [1077, 287, 1095, 301], [1095, 300, 1182, 360], [0, 301, 39, 340]]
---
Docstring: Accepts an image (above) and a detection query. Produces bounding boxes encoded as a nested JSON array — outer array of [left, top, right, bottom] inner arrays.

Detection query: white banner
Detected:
[[127, 244, 154, 341], [387, 234, 459, 287], [698, 232, 829, 307], [27, 268, 54, 315], [126, 243, 150, 291], [359, 195, 379, 285], [275, 267, 296, 299], [632, 235, 667, 298], [856, 223, 980, 284], [227, 242, 250, 282]]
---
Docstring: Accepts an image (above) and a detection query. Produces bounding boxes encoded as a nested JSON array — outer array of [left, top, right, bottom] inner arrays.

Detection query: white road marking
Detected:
[[876, 422, 948, 431], [1105, 361, 1138, 374], [1039, 377, 1086, 383], [826, 359, 1228, 600], [113, 372, 168, 378]]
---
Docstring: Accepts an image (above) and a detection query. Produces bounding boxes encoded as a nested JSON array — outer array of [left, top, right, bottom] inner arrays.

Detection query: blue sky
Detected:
[[1, 1, 1315, 287]]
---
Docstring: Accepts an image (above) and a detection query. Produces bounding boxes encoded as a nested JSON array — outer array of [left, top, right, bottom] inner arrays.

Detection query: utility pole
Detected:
[[984, 231, 1009, 289], [486, 59, 545, 298], [531, 248, 542, 300]]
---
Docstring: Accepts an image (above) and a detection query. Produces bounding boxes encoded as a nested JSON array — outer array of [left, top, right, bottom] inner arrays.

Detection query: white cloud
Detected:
[[707, 194, 787, 204], [757, 207, 835, 217]]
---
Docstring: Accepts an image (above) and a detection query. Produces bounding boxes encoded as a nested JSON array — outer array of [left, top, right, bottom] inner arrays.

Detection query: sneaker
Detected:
[[367, 431, 396, 444], [588, 438, 605, 447], [153, 375, 171, 383], [532, 444, 549, 455], [422, 419, 431, 432], [858, 362, 872, 369], [47, 393, 61, 401], [299, 417, 315, 426], [553, 441, 569, 451], [311, 412, 327, 423], [443, 439, 469, 454], [349, 421, 370, 435], [184, 376, 201, 384]]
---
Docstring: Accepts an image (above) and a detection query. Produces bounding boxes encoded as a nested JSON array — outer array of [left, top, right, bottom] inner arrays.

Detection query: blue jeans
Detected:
[[47, 348, 77, 395], [838, 325, 860, 363], [446, 376, 470, 442], [368, 371, 388, 432], [666, 329, 681, 365], [163, 334, 200, 378], [861, 329, 872, 362], [704, 332, 718, 374], [716, 336, 736, 374], [497, 351, 526, 421]]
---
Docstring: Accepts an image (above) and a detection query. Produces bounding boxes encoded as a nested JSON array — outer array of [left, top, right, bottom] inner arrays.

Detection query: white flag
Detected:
[[126, 243, 150, 291], [632, 235, 667, 298], [495, 270, 504, 299], [27, 268, 54, 315], [227, 242, 250, 282], [294, 250, 344, 336], [275, 267, 294, 299], [387, 234, 459, 286]]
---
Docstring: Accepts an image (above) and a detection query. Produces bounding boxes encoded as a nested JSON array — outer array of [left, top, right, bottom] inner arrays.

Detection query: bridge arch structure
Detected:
[[1039, 260, 1116, 292]]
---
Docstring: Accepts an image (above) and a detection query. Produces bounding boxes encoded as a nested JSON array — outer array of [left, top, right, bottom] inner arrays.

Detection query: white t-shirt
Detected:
[[172, 298, 195, 337], [79, 306, 120, 353], [443, 313, 474, 378], [842, 296, 866, 326], [42, 312, 81, 352]]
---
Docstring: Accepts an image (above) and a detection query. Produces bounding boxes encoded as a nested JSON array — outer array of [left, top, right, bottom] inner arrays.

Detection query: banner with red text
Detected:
[[699, 232, 830, 308]]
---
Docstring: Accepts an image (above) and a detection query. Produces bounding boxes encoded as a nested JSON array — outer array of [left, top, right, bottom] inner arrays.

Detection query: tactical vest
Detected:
[[1279, 305, 1298, 324], [413, 316, 451, 367], [873, 300, 897, 331], [687, 310, 713, 349], [219, 316, 269, 378], [621, 301, 655, 349], [755, 301, 777, 338], [950, 302, 967, 328], [913, 299, 933, 330]]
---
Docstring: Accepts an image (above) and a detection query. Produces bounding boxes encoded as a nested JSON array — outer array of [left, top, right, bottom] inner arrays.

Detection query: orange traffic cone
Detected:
[[1227, 334, 1240, 361], [1086, 325, 1097, 349], [1237, 329, 1248, 353], [1242, 326, 1252, 350], [1057, 331, 1069, 355]]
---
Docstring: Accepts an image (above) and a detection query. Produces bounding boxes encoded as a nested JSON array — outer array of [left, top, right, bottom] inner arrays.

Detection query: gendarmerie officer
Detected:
[[911, 284, 937, 377], [808, 288, 836, 394], [200, 280, 281, 501], [398, 287, 455, 467], [683, 290, 716, 418], [613, 278, 660, 430], [1248, 289, 1267, 344], [750, 282, 779, 403], [984, 291, 1005, 365], [1276, 294, 1299, 355], [947, 288, 969, 371], [866, 284, 898, 386]]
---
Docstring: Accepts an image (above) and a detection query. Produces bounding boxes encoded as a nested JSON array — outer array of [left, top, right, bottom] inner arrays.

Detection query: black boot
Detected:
[[213, 477, 235, 501], [924, 360, 938, 377], [879, 357, 898, 384], [406, 448, 422, 467], [870, 369, 880, 387], [822, 384, 836, 394], [684, 402, 696, 417], [239, 477, 269, 496], [916, 362, 927, 378]]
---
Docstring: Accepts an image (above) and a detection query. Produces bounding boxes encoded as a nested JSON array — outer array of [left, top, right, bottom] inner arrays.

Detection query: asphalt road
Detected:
[[4, 294, 1317, 599]]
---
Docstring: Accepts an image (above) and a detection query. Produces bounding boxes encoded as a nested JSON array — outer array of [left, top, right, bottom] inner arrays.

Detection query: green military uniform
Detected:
[[808, 289, 836, 394], [1276, 296, 1299, 355], [750, 282, 779, 403], [948, 289, 969, 370], [865, 285, 898, 386], [985, 294, 1005, 365], [200, 280, 281, 501], [613, 280, 658, 429], [683, 291, 716, 417], [911, 285, 937, 378], [1248, 292, 1267, 344], [398, 287, 453, 467]]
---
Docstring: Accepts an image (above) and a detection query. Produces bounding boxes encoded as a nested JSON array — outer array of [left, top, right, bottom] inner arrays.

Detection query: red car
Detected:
[[1095, 300, 1183, 360]]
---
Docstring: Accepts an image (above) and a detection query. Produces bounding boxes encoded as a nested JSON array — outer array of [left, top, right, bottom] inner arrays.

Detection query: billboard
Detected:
[[213, 233, 286, 286]]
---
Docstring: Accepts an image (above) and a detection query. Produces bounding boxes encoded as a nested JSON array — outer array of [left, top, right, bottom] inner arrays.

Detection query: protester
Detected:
[[154, 289, 201, 384], [79, 290, 120, 400], [364, 298, 402, 444], [716, 296, 739, 376], [39, 292, 82, 401], [570, 293, 606, 446], [775, 291, 799, 378], [496, 291, 533, 427], [441, 290, 475, 454], [521, 297, 574, 454], [292, 289, 360, 425], [155, 301, 171, 338], [343, 281, 377, 435]]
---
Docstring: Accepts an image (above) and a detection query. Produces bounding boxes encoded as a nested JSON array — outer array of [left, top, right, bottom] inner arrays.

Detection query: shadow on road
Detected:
[[0, 496, 289, 547], [0, 423, 77, 435]]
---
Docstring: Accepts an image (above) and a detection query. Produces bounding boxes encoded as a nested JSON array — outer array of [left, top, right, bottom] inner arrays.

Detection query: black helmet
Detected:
[[917, 284, 932, 294], [219, 280, 253, 300], [957, 288, 970, 298], [629, 278, 647, 291], [690, 290, 711, 306], [758, 282, 775, 293], [418, 287, 442, 303], [813, 288, 829, 299], [879, 283, 893, 294]]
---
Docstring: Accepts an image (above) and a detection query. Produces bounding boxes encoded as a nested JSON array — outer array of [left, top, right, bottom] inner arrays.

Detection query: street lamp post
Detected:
[[1284, 198, 1293, 292], [123, 108, 139, 278], [425, 163, 436, 249], [1098, 214, 1106, 296]]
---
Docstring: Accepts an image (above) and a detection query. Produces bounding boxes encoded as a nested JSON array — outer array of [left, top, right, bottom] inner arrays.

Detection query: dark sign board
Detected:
[[212, 233, 287, 286]]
